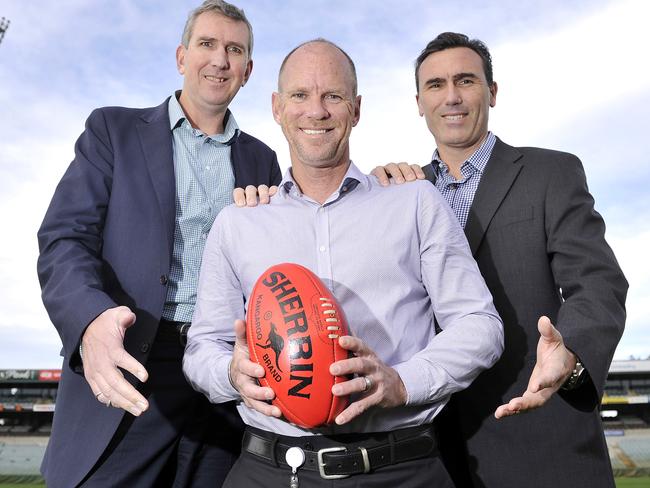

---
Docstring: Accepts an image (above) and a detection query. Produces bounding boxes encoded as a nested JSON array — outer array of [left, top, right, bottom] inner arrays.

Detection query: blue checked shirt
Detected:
[[431, 132, 496, 228], [162, 94, 237, 322]]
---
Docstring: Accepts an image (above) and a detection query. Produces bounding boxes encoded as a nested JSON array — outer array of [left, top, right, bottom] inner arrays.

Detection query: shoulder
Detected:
[[367, 174, 441, 200], [498, 138, 581, 167], [86, 98, 169, 127], [236, 130, 277, 155]]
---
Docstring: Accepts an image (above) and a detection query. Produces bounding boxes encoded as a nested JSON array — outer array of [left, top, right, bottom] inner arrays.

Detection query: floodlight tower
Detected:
[[0, 17, 10, 45]]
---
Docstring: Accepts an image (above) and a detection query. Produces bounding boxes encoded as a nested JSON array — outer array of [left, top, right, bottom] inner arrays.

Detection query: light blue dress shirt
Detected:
[[162, 94, 237, 322], [184, 162, 503, 436]]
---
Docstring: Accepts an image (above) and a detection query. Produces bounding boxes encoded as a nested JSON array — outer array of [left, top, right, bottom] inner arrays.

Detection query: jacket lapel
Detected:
[[465, 137, 523, 255], [136, 98, 176, 257]]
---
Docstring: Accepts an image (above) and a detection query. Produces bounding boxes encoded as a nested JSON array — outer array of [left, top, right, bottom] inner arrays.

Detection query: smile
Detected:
[[204, 75, 227, 83], [301, 129, 331, 135], [442, 114, 466, 120]]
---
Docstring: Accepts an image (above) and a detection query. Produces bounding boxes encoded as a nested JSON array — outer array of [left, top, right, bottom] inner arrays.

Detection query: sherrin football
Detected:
[[247, 263, 350, 428]]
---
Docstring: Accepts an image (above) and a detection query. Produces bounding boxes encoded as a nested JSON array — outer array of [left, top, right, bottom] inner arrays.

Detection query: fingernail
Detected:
[[137, 372, 147, 382], [129, 407, 142, 416], [137, 401, 148, 410], [265, 390, 274, 400]]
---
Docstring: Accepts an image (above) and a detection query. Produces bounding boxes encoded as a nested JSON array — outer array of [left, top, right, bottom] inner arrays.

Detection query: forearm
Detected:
[[546, 156, 628, 395], [394, 312, 503, 405]]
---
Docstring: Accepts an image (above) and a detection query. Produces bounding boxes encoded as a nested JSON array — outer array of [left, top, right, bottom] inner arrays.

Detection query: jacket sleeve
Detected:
[[37, 108, 118, 369], [545, 154, 627, 407]]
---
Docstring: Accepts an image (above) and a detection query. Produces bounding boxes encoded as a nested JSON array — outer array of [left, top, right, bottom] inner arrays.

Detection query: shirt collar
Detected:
[[168, 91, 240, 145], [279, 161, 369, 202], [431, 131, 496, 177]]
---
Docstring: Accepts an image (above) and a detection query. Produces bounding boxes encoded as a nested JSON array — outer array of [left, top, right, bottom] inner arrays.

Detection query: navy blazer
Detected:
[[428, 138, 627, 487], [37, 98, 281, 488]]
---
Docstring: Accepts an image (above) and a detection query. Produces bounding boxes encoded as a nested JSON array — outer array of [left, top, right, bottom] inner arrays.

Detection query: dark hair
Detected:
[[278, 38, 358, 97], [415, 32, 493, 91], [182, 0, 253, 58]]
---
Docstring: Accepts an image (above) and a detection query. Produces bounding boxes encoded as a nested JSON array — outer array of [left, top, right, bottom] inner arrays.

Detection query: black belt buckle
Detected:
[[177, 322, 190, 346], [317, 446, 370, 479]]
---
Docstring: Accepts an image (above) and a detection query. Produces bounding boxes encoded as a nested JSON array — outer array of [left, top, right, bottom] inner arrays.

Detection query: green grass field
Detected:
[[616, 478, 650, 488]]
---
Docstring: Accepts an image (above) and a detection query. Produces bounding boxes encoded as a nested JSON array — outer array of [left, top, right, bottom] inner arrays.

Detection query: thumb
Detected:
[[538, 315, 562, 344], [234, 319, 248, 349], [115, 306, 136, 330]]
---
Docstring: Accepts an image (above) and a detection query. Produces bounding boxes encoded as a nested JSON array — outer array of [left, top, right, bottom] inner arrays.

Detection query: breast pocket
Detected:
[[491, 205, 534, 230]]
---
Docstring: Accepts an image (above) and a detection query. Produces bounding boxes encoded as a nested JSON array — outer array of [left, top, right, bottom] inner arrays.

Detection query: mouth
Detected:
[[204, 75, 228, 83], [442, 113, 467, 121], [301, 128, 332, 135]]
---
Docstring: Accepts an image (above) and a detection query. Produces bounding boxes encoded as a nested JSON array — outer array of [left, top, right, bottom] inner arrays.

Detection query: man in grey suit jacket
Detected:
[[37, 1, 280, 487], [375, 32, 627, 487]]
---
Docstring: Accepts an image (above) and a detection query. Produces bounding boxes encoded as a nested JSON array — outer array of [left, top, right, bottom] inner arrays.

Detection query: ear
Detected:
[[416, 93, 424, 116], [489, 81, 498, 108], [242, 59, 253, 87], [176, 45, 186, 75], [271, 92, 282, 124], [351, 95, 362, 127]]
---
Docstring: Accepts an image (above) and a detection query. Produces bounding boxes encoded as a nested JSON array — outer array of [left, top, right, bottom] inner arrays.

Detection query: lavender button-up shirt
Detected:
[[184, 162, 503, 437]]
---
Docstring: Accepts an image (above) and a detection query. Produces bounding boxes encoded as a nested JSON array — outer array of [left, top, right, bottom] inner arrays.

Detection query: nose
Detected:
[[305, 96, 329, 119], [444, 85, 462, 105], [210, 47, 230, 70]]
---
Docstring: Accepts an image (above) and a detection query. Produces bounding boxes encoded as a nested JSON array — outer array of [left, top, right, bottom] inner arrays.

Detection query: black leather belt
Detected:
[[242, 423, 438, 479], [159, 319, 191, 346]]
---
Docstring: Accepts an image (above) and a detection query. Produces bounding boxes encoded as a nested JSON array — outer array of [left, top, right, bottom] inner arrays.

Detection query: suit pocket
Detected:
[[491, 205, 534, 230]]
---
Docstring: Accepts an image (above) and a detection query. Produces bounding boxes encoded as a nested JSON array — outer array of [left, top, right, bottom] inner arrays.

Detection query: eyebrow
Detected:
[[453, 72, 480, 81], [423, 72, 481, 88], [196, 36, 246, 50]]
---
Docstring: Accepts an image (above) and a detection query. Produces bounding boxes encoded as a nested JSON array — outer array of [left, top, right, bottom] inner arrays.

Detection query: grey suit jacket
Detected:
[[427, 138, 627, 488]]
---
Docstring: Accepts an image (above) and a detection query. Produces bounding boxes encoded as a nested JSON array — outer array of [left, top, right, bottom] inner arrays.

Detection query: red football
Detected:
[[247, 263, 350, 428]]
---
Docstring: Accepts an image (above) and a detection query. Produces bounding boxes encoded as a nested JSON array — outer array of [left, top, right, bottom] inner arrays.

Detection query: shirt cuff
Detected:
[[393, 358, 432, 406], [209, 354, 240, 402]]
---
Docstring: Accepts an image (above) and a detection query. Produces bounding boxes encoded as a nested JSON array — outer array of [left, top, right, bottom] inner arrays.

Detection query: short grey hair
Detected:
[[181, 0, 254, 58], [278, 38, 358, 97]]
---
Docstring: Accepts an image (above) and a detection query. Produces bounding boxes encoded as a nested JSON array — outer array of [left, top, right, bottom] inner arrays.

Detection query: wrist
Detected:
[[562, 358, 586, 390]]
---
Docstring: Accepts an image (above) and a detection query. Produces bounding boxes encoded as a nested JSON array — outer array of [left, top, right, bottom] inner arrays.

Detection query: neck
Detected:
[[436, 133, 488, 180], [178, 92, 226, 135], [291, 160, 351, 205]]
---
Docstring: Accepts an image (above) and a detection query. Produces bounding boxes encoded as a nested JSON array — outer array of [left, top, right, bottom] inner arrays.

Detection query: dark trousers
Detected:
[[80, 327, 244, 487], [224, 427, 455, 488]]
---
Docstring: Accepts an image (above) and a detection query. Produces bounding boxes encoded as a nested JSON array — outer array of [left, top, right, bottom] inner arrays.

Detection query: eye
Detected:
[[199, 41, 212, 48], [227, 45, 243, 55], [290, 93, 306, 101], [458, 78, 474, 86], [324, 94, 343, 103]]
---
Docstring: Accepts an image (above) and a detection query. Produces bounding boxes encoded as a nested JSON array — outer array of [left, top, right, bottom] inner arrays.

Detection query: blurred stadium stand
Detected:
[[1, 361, 650, 480]]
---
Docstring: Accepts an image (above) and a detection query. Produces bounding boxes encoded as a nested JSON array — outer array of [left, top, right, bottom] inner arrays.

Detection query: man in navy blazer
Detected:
[[36, 1, 280, 486], [374, 32, 627, 487]]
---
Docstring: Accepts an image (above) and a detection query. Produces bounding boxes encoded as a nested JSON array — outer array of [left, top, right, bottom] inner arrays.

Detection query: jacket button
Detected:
[[140, 342, 150, 353], [160, 274, 168, 285]]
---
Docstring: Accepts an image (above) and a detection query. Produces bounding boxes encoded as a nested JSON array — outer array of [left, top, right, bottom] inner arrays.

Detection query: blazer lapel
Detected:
[[465, 138, 523, 255], [137, 98, 176, 257]]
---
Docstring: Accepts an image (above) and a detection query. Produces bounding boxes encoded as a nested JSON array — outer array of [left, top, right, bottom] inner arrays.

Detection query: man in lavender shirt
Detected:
[[183, 38, 503, 487]]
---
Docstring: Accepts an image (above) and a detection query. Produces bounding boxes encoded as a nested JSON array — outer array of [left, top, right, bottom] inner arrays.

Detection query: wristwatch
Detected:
[[562, 359, 585, 390]]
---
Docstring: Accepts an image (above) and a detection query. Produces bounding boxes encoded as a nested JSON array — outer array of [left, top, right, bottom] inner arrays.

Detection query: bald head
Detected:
[[278, 39, 358, 97]]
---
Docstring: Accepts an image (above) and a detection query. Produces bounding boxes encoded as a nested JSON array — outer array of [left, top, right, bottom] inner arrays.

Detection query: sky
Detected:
[[0, 0, 648, 368]]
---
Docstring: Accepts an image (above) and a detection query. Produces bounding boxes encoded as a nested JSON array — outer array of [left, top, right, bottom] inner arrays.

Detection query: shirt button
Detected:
[[160, 274, 168, 285], [201, 233, 208, 240], [140, 342, 150, 353], [319, 246, 326, 252], [206, 166, 211, 171], [341, 186, 347, 192]]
